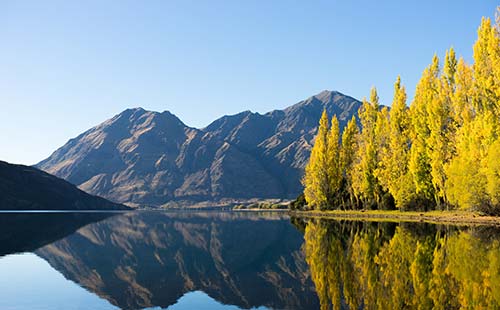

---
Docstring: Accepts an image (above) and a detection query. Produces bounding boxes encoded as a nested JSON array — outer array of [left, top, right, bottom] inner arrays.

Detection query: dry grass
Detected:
[[290, 209, 500, 226]]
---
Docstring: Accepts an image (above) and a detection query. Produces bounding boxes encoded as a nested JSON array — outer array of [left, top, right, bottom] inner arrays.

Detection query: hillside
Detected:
[[0, 160, 129, 210], [37, 90, 361, 207]]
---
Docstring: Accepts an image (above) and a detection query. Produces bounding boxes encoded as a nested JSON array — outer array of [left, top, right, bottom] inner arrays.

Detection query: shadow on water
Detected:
[[0, 212, 116, 256]]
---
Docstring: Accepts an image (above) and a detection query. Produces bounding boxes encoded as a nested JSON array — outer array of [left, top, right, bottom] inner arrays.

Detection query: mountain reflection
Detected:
[[35, 212, 319, 310], [299, 218, 500, 310], [0, 212, 114, 256], [6, 211, 500, 310]]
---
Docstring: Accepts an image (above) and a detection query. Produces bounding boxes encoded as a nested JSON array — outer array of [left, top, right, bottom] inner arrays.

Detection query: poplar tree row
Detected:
[[302, 11, 500, 214]]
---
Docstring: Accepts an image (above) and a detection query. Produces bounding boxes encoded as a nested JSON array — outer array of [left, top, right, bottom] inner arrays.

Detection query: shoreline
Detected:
[[289, 209, 500, 226]]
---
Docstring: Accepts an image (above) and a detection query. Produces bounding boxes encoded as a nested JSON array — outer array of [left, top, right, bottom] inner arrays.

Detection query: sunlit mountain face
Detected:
[[36, 91, 361, 207], [34, 212, 320, 310]]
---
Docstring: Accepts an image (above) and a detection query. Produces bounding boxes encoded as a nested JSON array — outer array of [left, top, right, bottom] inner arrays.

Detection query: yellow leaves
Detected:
[[303, 110, 330, 209], [300, 7, 500, 306], [303, 110, 344, 210], [484, 139, 500, 206], [473, 16, 500, 116], [445, 110, 499, 211], [451, 58, 474, 128], [351, 90, 383, 206], [408, 52, 456, 207], [341, 117, 359, 206], [341, 116, 358, 174], [444, 48, 458, 87], [327, 115, 342, 203], [376, 77, 413, 209], [303, 7, 500, 213]]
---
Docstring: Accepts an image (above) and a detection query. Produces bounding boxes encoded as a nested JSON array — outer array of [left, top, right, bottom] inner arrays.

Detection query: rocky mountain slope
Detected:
[[37, 90, 361, 207], [0, 160, 129, 210]]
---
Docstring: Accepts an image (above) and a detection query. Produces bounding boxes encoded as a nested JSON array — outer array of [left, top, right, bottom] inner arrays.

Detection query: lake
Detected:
[[0, 211, 499, 309]]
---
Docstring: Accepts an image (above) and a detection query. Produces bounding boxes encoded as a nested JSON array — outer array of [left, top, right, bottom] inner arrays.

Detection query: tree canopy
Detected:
[[302, 9, 500, 214]]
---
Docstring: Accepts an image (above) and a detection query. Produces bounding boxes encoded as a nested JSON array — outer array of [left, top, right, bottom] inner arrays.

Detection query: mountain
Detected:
[[0, 160, 129, 210], [37, 90, 362, 207], [36, 212, 319, 309]]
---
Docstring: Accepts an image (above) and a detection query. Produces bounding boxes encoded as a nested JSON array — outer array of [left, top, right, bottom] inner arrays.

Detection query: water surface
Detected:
[[0, 211, 499, 309]]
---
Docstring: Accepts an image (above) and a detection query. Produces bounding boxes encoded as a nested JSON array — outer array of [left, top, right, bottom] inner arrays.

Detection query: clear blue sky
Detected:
[[0, 1, 497, 165]]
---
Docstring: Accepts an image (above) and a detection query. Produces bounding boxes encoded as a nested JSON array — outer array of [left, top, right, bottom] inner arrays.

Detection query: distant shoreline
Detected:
[[290, 210, 500, 226]]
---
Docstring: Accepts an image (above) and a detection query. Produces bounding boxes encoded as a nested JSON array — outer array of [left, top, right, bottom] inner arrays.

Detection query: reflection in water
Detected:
[[33, 212, 319, 310], [299, 218, 500, 310], [168, 291, 267, 310], [0, 212, 114, 256], [3, 212, 500, 310]]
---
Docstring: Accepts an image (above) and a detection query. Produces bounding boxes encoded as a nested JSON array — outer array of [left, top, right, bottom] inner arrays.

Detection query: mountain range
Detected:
[[37, 90, 361, 207]]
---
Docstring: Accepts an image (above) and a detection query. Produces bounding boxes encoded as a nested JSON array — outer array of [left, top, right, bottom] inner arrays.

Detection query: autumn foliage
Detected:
[[302, 10, 500, 214]]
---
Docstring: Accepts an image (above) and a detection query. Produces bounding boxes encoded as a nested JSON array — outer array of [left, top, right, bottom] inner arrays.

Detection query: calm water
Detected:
[[0, 212, 499, 309]]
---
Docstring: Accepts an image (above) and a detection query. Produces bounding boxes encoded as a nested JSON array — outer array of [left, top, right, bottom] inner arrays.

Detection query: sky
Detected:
[[0, 1, 497, 165]]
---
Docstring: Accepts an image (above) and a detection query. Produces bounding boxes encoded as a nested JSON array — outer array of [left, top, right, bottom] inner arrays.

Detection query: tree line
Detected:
[[299, 10, 500, 214]]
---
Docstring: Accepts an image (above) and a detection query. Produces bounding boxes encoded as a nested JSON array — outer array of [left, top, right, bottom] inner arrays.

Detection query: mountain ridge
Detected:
[[37, 90, 362, 207], [0, 160, 129, 210]]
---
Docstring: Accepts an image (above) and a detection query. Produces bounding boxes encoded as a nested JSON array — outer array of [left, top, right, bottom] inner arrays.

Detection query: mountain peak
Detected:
[[110, 107, 148, 124], [110, 108, 187, 129], [315, 89, 336, 96], [312, 90, 349, 103], [118, 107, 147, 117], [285, 90, 341, 110], [125, 107, 145, 112], [37, 90, 362, 207]]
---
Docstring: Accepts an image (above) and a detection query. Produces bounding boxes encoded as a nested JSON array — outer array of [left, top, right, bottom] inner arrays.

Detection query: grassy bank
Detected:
[[290, 209, 500, 226]]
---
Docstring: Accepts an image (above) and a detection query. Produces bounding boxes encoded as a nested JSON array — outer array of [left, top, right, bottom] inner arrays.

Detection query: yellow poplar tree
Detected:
[[327, 115, 342, 207], [375, 106, 391, 207], [376, 76, 414, 209], [446, 14, 500, 213], [485, 139, 500, 207], [352, 88, 381, 207], [473, 16, 500, 116], [409, 55, 439, 208], [449, 58, 474, 139], [427, 49, 455, 208], [444, 58, 475, 209], [477, 13, 500, 213], [302, 8, 500, 213], [446, 108, 496, 211], [303, 110, 330, 210], [341, 116, 359, 208]]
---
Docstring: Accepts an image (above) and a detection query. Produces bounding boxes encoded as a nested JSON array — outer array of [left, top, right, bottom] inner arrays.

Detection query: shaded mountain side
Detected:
[[37, 90, 362, 207], [0, 212, 116, 256], [0, 160, 129, 210], [36, 212, 319, 310]]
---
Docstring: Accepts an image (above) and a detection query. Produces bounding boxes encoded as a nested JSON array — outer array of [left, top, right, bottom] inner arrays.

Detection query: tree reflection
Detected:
[[300, 218, 500, 309]]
